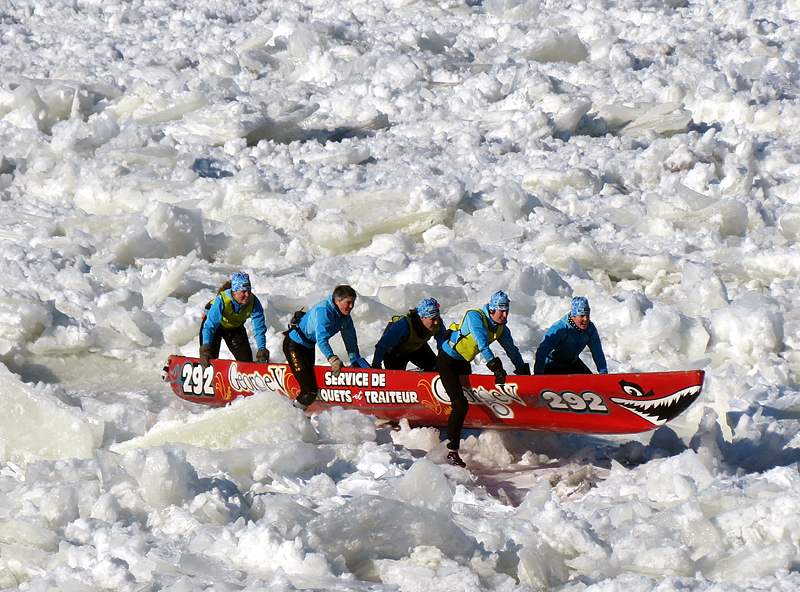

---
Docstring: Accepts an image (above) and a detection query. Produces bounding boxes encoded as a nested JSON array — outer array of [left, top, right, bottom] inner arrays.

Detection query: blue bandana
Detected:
[[488, 291, 510, 311], [416, 298, 440, 318], [570, 296, 590, 316], [231, 272, 251, 291]]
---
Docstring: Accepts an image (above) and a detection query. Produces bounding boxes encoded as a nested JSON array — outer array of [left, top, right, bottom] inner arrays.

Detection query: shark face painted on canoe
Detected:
[[611, 380, 703, 426]]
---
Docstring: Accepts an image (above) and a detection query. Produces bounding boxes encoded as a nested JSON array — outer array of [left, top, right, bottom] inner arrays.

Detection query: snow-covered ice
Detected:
[[2, 0, 800, 589]]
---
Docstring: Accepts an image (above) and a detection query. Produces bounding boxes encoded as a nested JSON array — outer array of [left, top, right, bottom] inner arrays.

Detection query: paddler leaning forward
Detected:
[[371, 297, 446, 372], [282, 285, 370, 411], [436, 291, 530, 468]]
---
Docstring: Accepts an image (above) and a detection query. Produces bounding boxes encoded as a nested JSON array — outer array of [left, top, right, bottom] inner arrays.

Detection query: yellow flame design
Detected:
[[216, 371, 233, 401], [417, 377, 447, 415]]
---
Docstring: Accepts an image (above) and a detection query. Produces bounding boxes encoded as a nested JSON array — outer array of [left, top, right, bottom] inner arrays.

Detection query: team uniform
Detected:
[[372, 298, 445, 372], [283, 293, 369, 409], [199, 272, 268, 365], [437, 292, 529, 466], [534, 297, 607, 375]]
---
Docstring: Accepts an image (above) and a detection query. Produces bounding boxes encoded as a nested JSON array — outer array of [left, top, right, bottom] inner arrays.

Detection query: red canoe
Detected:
[[162, 355, 704, 435]]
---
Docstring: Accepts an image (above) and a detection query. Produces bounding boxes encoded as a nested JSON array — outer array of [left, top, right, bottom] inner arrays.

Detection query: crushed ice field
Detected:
[[2, 0, 800, 589]]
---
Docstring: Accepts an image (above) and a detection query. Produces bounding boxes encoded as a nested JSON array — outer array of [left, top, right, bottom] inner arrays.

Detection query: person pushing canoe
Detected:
[[437, 290, 530, 467], [198, 271, 269, 368], [534, 296, 608, 375], [371, 297, 446, 372], [283, 285, 370, 410]]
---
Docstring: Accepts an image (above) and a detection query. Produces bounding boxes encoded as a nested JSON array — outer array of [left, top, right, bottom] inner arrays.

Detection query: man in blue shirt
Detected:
[[199, 271, 269, 367], [437, 291, 530, 467], [534, 296, 608, 375], [283, 285, 370, 410], [372, 298, 446, 372]]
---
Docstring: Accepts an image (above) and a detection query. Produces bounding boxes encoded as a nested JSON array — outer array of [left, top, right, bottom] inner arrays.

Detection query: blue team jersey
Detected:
[[534, 315, 607, 374], [289, 295, 364, 365]]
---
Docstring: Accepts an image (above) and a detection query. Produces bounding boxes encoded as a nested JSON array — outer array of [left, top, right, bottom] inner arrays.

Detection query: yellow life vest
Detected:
[[393, 313, 437, 353], [209, 290, 254, 329], [448, 309, 504, 362]]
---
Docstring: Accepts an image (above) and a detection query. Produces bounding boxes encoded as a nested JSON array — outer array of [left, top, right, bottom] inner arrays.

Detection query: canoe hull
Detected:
[[163, 356, 704, 435]]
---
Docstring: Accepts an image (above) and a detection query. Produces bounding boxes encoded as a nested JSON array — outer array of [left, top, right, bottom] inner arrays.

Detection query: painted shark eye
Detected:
[[622, 385, 641, 397], [620, 381, 645, 397]]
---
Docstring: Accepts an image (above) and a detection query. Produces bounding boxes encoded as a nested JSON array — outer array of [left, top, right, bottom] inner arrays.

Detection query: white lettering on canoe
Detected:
[[431, 376, 525, 419], [364, 390, 419, 404], [318, 388, 353, 403], [324, 371, 373, 387], [228, 363, 290, 394]]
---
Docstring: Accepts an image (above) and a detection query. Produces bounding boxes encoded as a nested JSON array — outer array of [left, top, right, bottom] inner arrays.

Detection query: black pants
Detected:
[[436, 350, 472, 451], [544, 359, 593, 375], [384, 343, 437, 372], [200, 322, 253, 362], [283, 333, 319, 407]]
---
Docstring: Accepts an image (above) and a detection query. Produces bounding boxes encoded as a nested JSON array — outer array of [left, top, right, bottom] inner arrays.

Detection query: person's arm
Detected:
[[497, 326, 526, 370], [465, 311, 494, 362], [587, 324, 608, 374], [340, 316, 364, 365], [433, 323, 447, 349], [372, 320, 410, 368], [201, 296, 225, 345], [311, 307, 337, 360], [534, 324, 562, 374], [249, 297, 268, 351]]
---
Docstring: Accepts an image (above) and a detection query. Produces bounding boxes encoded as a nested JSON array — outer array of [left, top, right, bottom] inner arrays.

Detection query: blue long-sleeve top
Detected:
[[442, 305, 525, 368], [372, 315, 447, 368], [201, 290, 267, 350], [534, 315, 607, 374], [289, 295, 363, 364]]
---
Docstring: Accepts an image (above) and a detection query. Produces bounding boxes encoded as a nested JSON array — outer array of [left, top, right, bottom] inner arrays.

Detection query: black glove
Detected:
[[199, 344, 212, 368], [515, 363, 531, 376], [256, 349, 270, 363], [487, 358, 506, 385]]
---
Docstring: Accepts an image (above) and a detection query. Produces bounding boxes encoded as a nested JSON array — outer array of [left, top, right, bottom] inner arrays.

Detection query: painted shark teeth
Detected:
[[611, 385, 702, 426]]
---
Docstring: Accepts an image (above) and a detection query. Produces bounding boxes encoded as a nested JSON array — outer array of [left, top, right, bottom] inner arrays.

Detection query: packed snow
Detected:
[[2, 0, 800, 589]]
